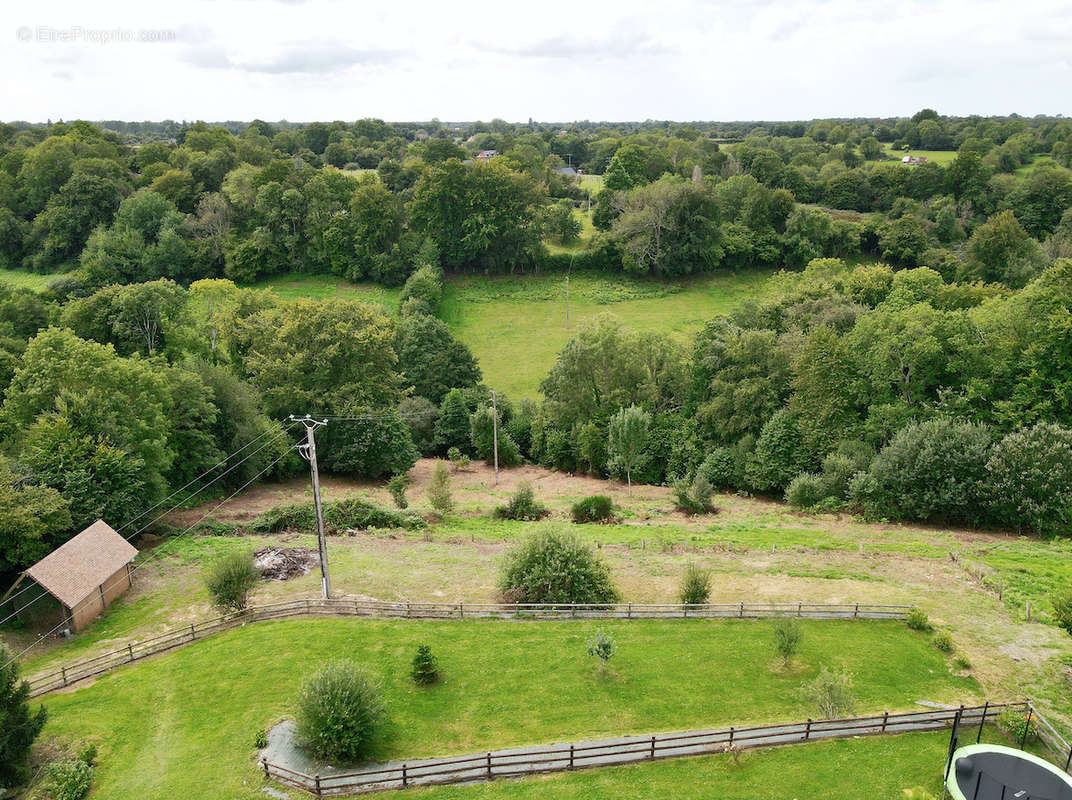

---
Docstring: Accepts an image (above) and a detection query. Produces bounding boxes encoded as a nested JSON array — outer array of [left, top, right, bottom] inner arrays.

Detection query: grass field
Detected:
[[879, 146, 958, 165], [0, 267, 57, 291], [38, 617, 973, 799], [254, 273, 403, 308], [439, 270, 773, 398]]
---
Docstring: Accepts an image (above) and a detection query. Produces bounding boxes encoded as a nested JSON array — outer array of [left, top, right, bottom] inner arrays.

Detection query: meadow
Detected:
[[38, 617, 973, 799]]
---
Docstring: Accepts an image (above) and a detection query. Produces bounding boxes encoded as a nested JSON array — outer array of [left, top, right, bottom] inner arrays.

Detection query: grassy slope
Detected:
[[39, 617, 973, 799], [439, 271, 772, 398], [0, 268, 57, 291]]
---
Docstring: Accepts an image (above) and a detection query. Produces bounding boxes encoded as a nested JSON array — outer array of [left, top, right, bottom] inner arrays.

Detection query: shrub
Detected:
[[494, 480, 548, 521], [204, 551, 261, 611], [0, 645, 47, 789], [678, 563, 712, 605], [933, 631, 954, 653], [44, 759, 94, 800], [697, 447, 737, 490], [410, 645, 439, 686], [785, 473, 827, 510], [673, 473, 715, 515], [191, 518, 239, 536], [446, 447, 470, 470], [586, 628, 617, 672], [247, 504, 317, 533], [571, 495, 615, 524], [319, 411, 419, 480], [498, 524, 620, 605], [853, 418, 993, 526], [387, 475, 408, 509], [326, 498, 424, 531], [773, 618, 802, 666], [746, 409, 817, 493], [987, 423, 1072, 535], [296, 661, 386, 761], [802, 668, 856, 719], [428, 460, 453, 515], [997, 710, 1038, 745], [906, 607, 931, 632], [254, 729, 268, 749], [470, 405, 522, 467], [953, 656, 972, 671], [1051, 587, 1072, 635], [75, 743, 97, 768]]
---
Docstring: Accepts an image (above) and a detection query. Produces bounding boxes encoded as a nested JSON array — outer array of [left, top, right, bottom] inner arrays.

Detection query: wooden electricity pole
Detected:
[[292, 415, 332, 599]]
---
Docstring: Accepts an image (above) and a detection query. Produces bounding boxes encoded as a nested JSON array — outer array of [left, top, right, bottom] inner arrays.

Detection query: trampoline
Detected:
[[946, 744, 1072, 800]]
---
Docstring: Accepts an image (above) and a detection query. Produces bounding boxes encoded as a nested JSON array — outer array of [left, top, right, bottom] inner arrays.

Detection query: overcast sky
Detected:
[[2, 0, 1069, 123]]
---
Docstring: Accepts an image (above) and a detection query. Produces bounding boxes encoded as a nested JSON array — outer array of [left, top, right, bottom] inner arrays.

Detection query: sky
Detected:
[[2, 0, 1070, 123]]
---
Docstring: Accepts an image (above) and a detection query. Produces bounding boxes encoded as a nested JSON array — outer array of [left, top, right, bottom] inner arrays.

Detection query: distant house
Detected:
[[555, 166, 577, 176], [901, 155, 929, 165], [3, 521, 137, 633], [475, 149, 499, 163]]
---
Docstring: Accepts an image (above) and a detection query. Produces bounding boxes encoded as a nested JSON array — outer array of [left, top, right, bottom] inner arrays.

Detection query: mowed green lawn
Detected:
[[40, 618, 974, 800], [439, 271, 773, 398]]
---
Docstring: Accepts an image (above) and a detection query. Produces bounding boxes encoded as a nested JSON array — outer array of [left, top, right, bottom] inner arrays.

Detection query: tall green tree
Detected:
[[0, 643, 47, 790], [607, 404, 650, 489]]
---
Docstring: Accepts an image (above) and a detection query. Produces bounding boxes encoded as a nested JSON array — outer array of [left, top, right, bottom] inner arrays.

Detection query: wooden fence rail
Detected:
[[261, 702, 1044, 796], [26, 598, 911, 697]]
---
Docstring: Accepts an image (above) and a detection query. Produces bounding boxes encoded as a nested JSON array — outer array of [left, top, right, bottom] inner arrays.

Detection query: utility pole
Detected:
[[490, 391, 499, 486], [565, 254, 575, 330], [292, 415, 332, 599]]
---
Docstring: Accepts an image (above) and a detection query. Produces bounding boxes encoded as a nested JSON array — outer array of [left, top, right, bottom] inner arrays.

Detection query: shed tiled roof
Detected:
[[24, 521, 137, 608]]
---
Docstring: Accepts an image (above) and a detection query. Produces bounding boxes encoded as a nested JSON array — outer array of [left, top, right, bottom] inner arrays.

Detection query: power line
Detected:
[[2, 446, 294, 671], [0, 425, 297, 629]]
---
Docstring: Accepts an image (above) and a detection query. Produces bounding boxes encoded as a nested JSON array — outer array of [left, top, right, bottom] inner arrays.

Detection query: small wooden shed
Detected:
[[16, 520, 137, 633]]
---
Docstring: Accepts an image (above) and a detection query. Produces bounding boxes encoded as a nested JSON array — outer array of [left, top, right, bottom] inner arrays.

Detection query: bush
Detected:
[[494, 480, 548, 521], [387, 475, 408, 509], [326, 498, 424, 532], [785, 473, 827, 510], [678, 563, 712, 605], [953, 656, 972, 671], [296, 661, 386, 761], [802, 668, 856, 719], [0, 644, 47, 789], [571, 494, 615, 524], [411, 644, 439, 686], [998, 710, 1038, 745], [254, 729, 268, 749], [247, 504, 317, 533], [75, 743, 97, 768], [987, 423, 1072, 535], [906, 607, 931, 632], [204, 551, 261, 612], [1051, 587, 1072, 635], [852, 418, 993, 526], [673, 473, 715, 515], [933, 631, 954, 653], [697, 447, 738, 490], [773, 618, 802, 666], [319, 412, 419, 480], [498, 524, 620, 605], [44, 759, 94, 800], [446, 447, 470, 470], [428, 460, 453, 515], [586, 628, 617, 672], [746, 409, 817, 493]]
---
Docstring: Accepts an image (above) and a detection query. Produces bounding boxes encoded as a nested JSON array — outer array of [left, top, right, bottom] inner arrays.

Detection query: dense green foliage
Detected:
[[498, 525, 620, 605], [493, 480, 548, 521], [295, 660, 386, 761], [571, 495, 615, 524], [678, 563, 712, 605], [0, 644, 47, 790], [410, 644, 440, 686]]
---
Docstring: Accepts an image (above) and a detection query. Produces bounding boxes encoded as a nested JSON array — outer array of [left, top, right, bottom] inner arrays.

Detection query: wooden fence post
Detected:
[[459, 603, 464, 619], [569, 744, 575, 770], [729, 726, 735, 744], [650, 736, 656, 759], [882, 711, 888, 733], [1020, 706, 1033, 750], [797, 602, 802, 617], [402, 764, 408, 787], [61, 667, 67, 686], [314, 774, 322, 796], [190, 623, 196, 640], [128, 643, 134, 662], [854, 603, 859, 618], [261, 758, 269, 778], [406, 602, 411, 618], [977, 701, 989, 743], [486, 751, 493, 778], [739, 601, 744, 618], [805, 719, 812, 741], [627, 603, 632, 619], [1064, 744, 1071, 773]]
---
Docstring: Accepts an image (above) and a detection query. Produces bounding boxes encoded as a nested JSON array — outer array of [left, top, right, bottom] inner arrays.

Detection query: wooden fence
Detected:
[[261, 702, 1045, 797], [26, 598, 910, 696]]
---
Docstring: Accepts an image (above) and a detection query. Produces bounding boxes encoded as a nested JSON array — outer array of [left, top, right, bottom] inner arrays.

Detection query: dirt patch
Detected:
[[255, 547, 319, 581]]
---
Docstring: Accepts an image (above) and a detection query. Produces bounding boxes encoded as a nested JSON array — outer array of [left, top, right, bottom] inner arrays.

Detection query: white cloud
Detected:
[[0, 0, 1067, 122]]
